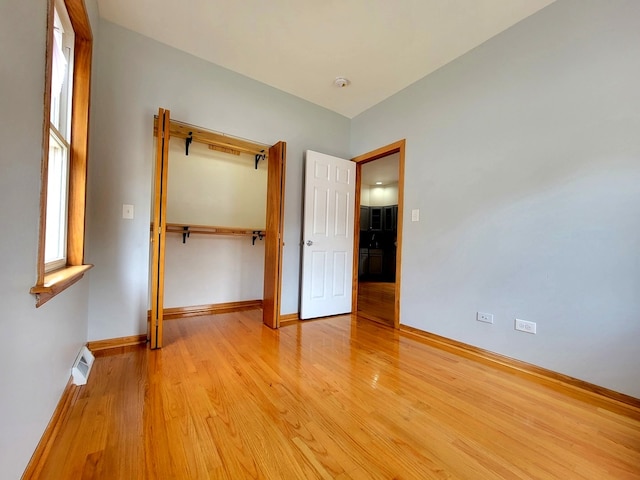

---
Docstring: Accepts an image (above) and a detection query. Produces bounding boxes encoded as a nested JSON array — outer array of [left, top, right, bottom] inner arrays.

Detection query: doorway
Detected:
[[352, 140, 405, 328]]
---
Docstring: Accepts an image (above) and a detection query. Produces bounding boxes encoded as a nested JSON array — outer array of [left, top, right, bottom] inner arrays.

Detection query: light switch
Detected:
[[411, 209, 420, 222], [122, 204, 134, 219]]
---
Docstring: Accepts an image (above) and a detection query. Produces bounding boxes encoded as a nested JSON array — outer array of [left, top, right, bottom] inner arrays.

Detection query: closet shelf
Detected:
[[153, 223, 266, 245], [153, 117, 270, 158]]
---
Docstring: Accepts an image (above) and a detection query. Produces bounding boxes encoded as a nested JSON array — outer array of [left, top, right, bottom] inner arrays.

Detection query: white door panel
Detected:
[[312, 187, 329, 235], [334, 191, 349, 237], [311, 251, 327, 298], [301, 150, 355, 319], [332, 251, 348, 296]]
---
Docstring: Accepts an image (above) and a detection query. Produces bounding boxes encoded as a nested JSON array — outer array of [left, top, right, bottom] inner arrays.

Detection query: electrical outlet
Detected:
[[477, 312, 494, 324], [515, 319, 536, 334]]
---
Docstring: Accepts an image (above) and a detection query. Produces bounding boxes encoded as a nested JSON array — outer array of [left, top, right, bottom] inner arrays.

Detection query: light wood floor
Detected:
[[358, 281, 395, 326], [34, 311, 640, 479]]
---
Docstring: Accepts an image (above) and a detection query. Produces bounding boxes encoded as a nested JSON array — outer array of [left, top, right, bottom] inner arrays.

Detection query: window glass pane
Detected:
[[45, 132, 69, 268], [50, 4, 74, 141]]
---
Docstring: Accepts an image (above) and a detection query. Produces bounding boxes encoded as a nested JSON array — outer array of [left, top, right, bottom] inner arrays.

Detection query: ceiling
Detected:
[[96, 0, 555, 118], [361, 153, 399, 187]]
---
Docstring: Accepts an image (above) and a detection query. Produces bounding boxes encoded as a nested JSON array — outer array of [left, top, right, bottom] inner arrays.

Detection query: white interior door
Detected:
[[300, 150, 356, 319]]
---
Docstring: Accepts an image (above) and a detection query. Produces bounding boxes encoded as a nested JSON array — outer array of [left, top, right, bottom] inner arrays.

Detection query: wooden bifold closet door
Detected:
[[263, 141, 286, 329], [149, 108, 170, 349]]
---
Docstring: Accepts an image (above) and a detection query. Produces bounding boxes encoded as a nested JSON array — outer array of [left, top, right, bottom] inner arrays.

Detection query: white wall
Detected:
[[86, 20, 351, 341], [351, 0, 640, 397], [164, 235, 264, 308], [361, 184, 399, 207], [166, 140, 267, 228], [0, 0, 98, 477]]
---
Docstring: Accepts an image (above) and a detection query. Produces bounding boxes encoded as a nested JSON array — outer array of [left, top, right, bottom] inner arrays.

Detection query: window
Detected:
[[45, 3, 74, 272], [31, 0, 93, 306]]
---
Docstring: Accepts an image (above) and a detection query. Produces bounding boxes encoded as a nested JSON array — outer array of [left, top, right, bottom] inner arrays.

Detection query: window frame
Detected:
[[31, 0, 93, 307]]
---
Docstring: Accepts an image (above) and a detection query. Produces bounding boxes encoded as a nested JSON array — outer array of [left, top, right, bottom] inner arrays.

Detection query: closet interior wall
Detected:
[[162, 135, 268, 309]]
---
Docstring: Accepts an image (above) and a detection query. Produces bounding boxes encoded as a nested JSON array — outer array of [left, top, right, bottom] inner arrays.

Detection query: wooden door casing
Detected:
[[351, 140, 406, 329]]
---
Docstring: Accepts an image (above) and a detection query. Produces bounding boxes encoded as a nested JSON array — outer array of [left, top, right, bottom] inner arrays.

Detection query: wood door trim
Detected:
[[352, 163, 363, 315], [351, 139, 406, 329], [352, 140, 406, 164]]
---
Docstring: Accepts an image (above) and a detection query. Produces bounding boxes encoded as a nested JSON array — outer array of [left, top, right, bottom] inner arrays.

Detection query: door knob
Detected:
[[306, 240, 313, 246]]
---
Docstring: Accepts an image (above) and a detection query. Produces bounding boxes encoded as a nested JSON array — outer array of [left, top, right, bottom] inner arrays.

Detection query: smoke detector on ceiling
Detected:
[[334, 77, 351, 88]]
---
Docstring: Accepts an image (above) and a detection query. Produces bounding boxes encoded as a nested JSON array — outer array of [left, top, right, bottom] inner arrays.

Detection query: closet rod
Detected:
[[153, 117, 270, 158], [154, 223, 266, 245]]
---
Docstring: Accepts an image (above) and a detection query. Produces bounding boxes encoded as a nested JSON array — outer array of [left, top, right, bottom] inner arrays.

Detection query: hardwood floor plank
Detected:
[[33, 310, 640, 479], [357, 281, 395, 326]]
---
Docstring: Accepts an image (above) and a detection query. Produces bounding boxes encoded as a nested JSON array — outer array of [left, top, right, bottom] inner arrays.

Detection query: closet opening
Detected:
[[150, 108, 286, 348]]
